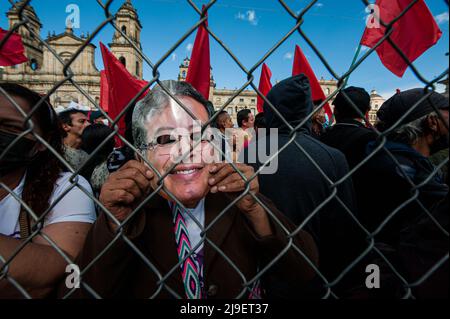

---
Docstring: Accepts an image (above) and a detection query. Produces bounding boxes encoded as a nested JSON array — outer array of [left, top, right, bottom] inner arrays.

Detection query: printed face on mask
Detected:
[[142, 96, 218, 208]]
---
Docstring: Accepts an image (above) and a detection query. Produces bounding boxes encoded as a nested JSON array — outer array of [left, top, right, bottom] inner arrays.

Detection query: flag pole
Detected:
[[343, 44, 362, 88]]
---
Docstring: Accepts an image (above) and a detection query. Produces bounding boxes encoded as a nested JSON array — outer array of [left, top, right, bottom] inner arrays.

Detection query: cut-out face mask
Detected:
[[141, 96, 219, 208]]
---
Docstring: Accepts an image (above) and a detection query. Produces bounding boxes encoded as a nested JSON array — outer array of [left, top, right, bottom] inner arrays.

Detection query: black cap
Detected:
[[377, 88, 448, 131], [333, 86, 371, 119]]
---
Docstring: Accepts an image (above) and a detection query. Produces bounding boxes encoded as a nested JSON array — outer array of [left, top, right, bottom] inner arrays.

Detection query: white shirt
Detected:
[[183, 199, 205, 253], [0, 172, 97, 238]]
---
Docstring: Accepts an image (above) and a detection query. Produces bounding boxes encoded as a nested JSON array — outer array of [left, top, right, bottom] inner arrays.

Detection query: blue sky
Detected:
[[1, 0, 449, 99]]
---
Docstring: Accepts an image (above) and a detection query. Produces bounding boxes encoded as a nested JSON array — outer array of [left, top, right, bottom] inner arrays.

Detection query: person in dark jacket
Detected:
[[320, 87, 378, 169], [392, 195, 448, 298], [354, 89, 449, 298], [357, 89, 448, 241], [241, 75, 366, 297]]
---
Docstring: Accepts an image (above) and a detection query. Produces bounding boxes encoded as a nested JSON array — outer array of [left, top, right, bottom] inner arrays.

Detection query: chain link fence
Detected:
[[0, 0, 448, 299]]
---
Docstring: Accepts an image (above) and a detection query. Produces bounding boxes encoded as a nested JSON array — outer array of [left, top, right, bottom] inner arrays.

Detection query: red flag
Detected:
[[257, 63, 272, 113], [99, 71, 109, 112], [186, 7, 211, 100], [100, 42, 148, 147], [292, 45, 333, 120], [0, 28, 28, 66], [360, 0, 442, 77]]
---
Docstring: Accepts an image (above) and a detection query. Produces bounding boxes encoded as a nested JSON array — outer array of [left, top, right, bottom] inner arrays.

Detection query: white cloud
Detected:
[[283, 52, 293, 60], [435, 12, 449, 25], [235, 10, 258, 26], [236, 12, 246, 20], [315, 3, 324, 8], [186, 43, 193, 52], [247, 10, 258, 25], [171, 53, 177, 61]]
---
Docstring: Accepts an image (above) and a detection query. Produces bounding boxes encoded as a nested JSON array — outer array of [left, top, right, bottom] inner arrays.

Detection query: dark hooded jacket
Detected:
[[241, 75, 366, 296], [351, 140, 449, 298], [358, 140, 448, 241], [320, 118, 378, 169]]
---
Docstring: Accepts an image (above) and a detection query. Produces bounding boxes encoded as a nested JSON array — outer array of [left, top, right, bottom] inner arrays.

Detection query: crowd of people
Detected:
[[0, 75, 448, 299]]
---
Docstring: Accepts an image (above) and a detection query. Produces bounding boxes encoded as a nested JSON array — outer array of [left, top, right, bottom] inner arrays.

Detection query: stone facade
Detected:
[[0, 0, 142, 109], [368, 90, 385, 125], [109, 0, 143, 80], [178, 57, 343, 122], [1, 0, 384, 120]]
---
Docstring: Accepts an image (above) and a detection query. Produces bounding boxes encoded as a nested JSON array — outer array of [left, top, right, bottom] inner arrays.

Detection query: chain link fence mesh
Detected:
[[0, 0, 448, 299]]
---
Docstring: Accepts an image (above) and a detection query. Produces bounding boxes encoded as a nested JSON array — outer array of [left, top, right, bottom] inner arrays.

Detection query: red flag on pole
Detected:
[[99, 71, 109, 112], [100, 42, 148, 147], [360, 0, 442, 77], [0, 28, 28, 66], [257, 63, 272, 113], [186, 6, 211, 100], [292, 45, 333, 120]]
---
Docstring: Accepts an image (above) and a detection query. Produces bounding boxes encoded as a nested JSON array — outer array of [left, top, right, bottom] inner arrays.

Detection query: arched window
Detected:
[[121, 25, 127, 35], [182, 70, 186, 78], [119, 56, 126, 67], [30, 59, 39, 71], [326, 88, 331, 95], [136, 61, 140, 76]]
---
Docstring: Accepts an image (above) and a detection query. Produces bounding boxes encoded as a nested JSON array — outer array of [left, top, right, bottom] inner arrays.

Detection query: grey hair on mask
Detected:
[[132, 80, 212, 149], [387, 112, 438, 146]]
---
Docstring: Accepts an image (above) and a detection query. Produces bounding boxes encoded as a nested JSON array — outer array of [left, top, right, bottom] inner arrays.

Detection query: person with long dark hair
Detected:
[[0, 83, 96, 298]]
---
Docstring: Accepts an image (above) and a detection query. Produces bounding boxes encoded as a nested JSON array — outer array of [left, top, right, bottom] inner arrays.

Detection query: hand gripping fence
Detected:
[[0, 0, 448, 299]]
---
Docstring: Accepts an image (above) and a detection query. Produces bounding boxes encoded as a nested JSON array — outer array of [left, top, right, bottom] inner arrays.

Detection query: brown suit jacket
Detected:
[[59, 193, 318, 299]]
